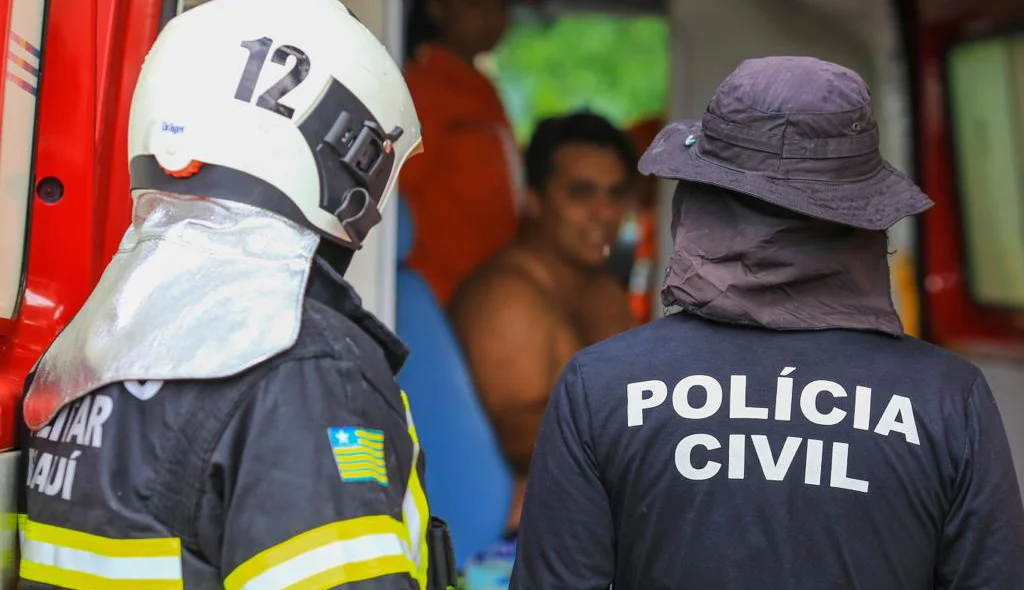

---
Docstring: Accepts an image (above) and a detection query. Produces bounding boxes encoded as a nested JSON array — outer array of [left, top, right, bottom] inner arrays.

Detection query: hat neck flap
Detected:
[[661, 183, 904, 337]]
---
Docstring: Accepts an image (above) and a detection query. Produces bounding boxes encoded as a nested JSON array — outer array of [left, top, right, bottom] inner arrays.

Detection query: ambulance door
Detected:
[[0, 0, 46, 586], [0, 0, 43, 330]]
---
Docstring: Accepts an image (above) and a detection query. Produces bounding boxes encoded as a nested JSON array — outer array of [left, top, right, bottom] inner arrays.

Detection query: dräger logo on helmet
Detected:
[[161, 121, 185, 135]]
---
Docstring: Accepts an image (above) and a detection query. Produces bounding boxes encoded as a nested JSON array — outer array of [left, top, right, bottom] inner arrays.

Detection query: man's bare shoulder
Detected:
[[448, 256, 544, 325], [581, 271, 631, 315], [578, 272, 636, 336]]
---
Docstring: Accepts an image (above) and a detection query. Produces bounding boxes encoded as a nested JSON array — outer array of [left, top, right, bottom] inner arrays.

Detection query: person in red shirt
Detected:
[[401, 0, 520, 306]]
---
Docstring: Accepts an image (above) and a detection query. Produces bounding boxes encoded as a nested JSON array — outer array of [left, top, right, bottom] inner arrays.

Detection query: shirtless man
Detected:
[[449, 112, 637, 533]]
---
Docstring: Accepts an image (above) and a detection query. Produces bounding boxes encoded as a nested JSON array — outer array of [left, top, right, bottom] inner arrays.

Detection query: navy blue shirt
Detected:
[[509, 312, 1024, 590]]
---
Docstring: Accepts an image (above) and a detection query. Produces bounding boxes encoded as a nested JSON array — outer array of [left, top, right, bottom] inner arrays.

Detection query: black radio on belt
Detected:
[[427, 516, 458, 590]]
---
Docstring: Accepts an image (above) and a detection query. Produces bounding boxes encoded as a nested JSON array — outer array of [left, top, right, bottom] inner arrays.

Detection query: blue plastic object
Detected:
[[394, 197, 514, 568], [396, 196, 415, 263]]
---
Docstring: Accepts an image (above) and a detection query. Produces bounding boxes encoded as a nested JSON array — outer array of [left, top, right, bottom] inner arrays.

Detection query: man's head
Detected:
[[128, 0, 422, 259], [524, 112, 637, 269], [409, 0, 510, 61]]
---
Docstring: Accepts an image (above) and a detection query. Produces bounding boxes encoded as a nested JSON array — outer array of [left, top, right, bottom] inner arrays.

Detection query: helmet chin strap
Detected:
[[315, 238, 355, 278]]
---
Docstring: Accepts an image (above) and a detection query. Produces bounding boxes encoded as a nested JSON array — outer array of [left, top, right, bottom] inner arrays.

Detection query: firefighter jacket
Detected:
[[16, 195, 433, 589], [19, 260, 431, 590]]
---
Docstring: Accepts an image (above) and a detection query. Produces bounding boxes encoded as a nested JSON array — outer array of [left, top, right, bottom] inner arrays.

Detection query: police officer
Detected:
[[17, 1, 450, 588], [510, 56, 1024, 589]]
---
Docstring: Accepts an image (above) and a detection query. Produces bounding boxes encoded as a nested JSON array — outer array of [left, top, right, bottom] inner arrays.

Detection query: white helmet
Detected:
[[127, 0, 422, 249]]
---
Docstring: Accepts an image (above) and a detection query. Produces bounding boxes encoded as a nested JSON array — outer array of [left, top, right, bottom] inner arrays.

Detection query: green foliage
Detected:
[[489, 11, 670, 145]]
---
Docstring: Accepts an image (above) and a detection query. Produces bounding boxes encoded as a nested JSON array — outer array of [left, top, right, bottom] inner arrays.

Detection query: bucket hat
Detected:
[[639, 56, 932, 230]]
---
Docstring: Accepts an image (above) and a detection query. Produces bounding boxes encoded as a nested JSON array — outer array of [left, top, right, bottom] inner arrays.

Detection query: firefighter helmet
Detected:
[[127, 0, 422, 249]]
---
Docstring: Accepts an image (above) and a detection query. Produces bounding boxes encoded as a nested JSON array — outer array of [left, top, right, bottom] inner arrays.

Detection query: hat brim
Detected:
[[638, 120, 933, 230]]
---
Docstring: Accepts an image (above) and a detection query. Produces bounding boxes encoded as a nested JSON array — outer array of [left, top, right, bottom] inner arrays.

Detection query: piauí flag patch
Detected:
[[327, 426, 388, 486]]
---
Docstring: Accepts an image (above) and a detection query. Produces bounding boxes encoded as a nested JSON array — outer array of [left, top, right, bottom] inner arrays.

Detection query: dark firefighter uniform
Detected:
[[18, 262, 433, 590]]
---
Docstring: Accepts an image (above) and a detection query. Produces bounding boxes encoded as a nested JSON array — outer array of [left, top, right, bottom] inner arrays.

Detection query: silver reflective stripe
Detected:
[[18, 517, 183, 589], [22, 538, 183, 580]]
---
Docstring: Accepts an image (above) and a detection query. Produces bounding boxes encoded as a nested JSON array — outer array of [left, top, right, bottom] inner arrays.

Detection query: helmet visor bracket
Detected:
[[302, 78, 403, 249]]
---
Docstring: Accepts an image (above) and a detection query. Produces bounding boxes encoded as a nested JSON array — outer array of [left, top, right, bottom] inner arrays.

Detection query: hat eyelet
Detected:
[[684, 134, 698, 147], [851, 121, 863, 132]]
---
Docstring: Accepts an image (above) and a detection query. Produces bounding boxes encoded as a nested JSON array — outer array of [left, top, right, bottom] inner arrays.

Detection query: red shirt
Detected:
[[401, 44, 521, 306]]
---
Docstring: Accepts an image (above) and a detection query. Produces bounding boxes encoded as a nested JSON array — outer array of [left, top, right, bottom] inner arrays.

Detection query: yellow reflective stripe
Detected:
[[1, 512, 18, 531], [20, 561, 182, 590], [281, 554, 414, 590], [0, 516, 15, 571], [224, 515, 414, 590], [1, 550, 13, 572], [397, 391, 417, 446], [400, 390, 430, 590], [23, 518, 181, 558], [408, 466, 430, 588], [18, 518, 183, 589]]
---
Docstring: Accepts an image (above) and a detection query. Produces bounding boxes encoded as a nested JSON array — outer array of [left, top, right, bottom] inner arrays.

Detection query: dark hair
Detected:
[[405, 0, 440, 61], [525, 111, 638, 190]]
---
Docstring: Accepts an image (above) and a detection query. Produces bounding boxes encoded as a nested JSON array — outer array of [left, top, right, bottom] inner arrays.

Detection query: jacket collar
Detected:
[[306, 256, 409, 373]]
